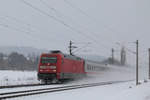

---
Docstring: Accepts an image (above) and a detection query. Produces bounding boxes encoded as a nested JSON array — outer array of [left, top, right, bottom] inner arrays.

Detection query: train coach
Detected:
[[37, 51, 107, 83], [84, 60, 107, 74]]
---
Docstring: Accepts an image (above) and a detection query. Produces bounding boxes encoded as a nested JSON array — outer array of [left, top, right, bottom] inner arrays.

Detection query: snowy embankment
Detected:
[[10, 80, 150, 100], [0, 70, 40, 86]]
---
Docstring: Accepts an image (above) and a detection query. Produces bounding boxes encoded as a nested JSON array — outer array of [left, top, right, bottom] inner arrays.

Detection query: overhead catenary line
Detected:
[[40, 0, 112, 51], [43, 2, 117, 56], [64, 0, 120, 50], [63, 0, 108, 43], [0, 15, 59, 41], [0, 23, 32, 36], [0, 15, 35, 34], [39, 0, 111, 49], [63, 0, 121, 37], [4, 15, 36, 33], [39, 0, 63, 18], [21, 0, 109, 50], [39, 0, 99, 40], [72, 42, 91, 54], [20, 0, 89, 41], [0, 21, 54, 43], [39, 0, 99, 42], [0, 23, 39, 42], [63, 0, 91, 18]]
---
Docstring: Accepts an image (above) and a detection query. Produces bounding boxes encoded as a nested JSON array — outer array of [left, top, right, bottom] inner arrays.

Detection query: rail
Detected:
[[0, 80, 133, 100]]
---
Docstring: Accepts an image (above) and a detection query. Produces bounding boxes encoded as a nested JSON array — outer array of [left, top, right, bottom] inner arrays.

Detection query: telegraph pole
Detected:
[[148, 48, 150, 79], [112, 48, 114, 64], [69, 41, 73, 55], [136, 40, 139, 85], [69, 41, 77, 55]]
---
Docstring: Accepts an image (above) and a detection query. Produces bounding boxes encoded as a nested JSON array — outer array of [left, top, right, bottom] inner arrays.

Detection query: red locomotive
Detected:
[[38, 51, 85, 83]]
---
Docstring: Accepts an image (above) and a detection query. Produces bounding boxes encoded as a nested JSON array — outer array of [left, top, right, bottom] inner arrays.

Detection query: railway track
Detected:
[[0, 82, 63, 89], [0, 80, 132, 100], [0, 84, 49, 89]]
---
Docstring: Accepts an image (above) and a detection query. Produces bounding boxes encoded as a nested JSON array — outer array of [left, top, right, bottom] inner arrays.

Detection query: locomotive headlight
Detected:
[[40, 66, 46, 69], [50, 66, 56, 69]]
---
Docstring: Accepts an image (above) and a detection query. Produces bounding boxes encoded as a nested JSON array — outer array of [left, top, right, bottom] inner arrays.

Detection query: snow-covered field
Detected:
[[0, 70, 40, 86], [0, 65, 150, 100]]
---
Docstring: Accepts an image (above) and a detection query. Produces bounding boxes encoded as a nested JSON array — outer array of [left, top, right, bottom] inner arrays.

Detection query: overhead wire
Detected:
[[40, 0, 111, 45], [63, 0, 110, 44], [0, 15, 61, 41], [0, 17, 56, 43], [39, 0, 63, 18], [38, 0, 97, 44], [0, 22, 39, 42], [20, 0, 110, 50], [4, 15, 39, 34], [63, 0, 122, 40], [20, 0, 90, 42], [63, 0, 123, 53], [63, 0, 92, 19], [72, 42, 91, 54], [121, 45, 149, 66], [37, 0, 77, 42], [0, 15, 35, 34], [39, 0, 111, 50], [39, 0, 112, 54]]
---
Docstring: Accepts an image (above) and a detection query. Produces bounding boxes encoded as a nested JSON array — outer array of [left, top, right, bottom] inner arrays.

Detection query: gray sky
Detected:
[[0, 0, 149, 65]]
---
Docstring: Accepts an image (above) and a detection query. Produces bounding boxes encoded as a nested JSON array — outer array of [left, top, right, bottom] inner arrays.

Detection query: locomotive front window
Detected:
[[41, 57, 57, 64]]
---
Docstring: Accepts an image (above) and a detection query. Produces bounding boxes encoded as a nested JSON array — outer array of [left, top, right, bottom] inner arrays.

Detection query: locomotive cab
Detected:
[[39, 56, 57, 73], [38, 53, 62, 83]]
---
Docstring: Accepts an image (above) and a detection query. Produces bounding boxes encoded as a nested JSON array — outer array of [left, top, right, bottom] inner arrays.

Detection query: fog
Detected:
[[0, 0, 149, 65]]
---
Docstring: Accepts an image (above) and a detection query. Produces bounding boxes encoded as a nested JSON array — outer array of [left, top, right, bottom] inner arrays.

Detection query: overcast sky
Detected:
[[0, 0, 149, 65]]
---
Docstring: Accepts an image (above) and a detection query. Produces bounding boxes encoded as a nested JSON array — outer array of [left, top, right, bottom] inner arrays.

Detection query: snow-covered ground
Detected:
[[1, 65, 150, 100], [0, 70, 39, 86], [10, 80, 150, 100]]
